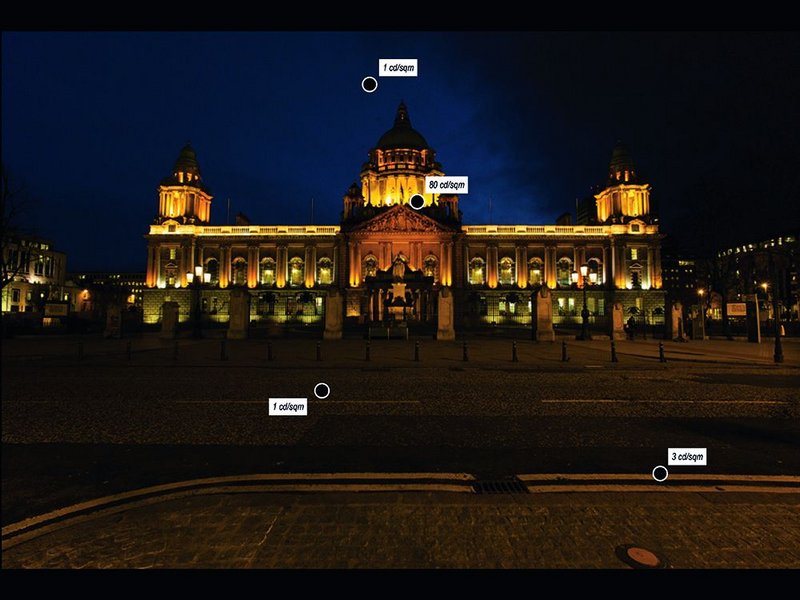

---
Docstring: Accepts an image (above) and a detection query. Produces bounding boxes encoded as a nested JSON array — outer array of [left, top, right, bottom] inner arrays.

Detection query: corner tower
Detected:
[[594, 141, 653, 224], [155, 143, 213, 225]]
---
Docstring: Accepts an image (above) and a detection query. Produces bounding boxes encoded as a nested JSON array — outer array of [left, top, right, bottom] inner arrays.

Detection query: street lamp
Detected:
[[573, 263, 596, 341], [187, 265, 205, 339]]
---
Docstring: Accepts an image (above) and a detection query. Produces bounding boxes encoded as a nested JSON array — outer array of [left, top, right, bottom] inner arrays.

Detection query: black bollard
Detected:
[[267, 340, 273, 362], [316, 341, 322, 362], [414, 340, 420, 362], [173, 341, 178, 361], [611, 340, 619, 363], [463, 341, 469, 362], [561, 340, 568, 362], [365, 341, 371, 362], [220, 339, 228, 361], [512, 340, 519, 362], [126, 340, 132, 360], [659, 342, 667, 363]]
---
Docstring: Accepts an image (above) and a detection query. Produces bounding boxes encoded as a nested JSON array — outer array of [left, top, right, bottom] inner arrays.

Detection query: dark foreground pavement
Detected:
[[4, 486, 800, 568]]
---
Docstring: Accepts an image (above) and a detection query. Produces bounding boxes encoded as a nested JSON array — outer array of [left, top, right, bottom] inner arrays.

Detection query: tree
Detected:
[[1, 164, 39, 291]]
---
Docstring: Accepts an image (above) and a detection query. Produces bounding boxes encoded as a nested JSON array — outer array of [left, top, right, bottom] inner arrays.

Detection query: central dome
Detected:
[[375, 101, 430, 150]]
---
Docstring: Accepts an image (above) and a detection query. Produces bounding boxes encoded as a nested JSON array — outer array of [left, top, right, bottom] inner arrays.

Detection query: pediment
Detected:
[[351, 204, 452, 234]]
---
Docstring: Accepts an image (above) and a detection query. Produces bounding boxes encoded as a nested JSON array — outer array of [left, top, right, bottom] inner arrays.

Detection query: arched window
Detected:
[[469, 257, 485, 285], [288, 256, 304, 288], [260, 257, 276, 286], [205, 257, 219, 285], [557, 257, 573, 288], [587, 258, 602, 284], [528, 257, 543, 286], [423, 254, 438, 280], [499, 257, 515, 286], [165, 262, 178, 287], [317, 257, 333, 285], [232, 257, 247, 287], [362, 254, 378, 279]]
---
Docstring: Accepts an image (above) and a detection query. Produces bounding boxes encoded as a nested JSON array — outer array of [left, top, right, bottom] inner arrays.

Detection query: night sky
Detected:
[[3, 32, 799, 271]]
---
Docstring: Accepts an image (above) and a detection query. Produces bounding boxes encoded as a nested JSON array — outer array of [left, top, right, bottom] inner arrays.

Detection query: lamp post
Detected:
[[697, 288, 706, 340], [572, 263, 597, 341], [186, 265, 208, 339]]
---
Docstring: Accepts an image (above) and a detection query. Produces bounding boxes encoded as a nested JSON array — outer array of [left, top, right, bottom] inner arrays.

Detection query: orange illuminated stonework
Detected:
[[142, 105, 665, 329]]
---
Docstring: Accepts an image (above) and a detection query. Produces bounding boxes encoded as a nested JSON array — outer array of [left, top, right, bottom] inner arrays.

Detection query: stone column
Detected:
[[516, 245, 528, 289], [545, 245, 557, 289], [602, 245, 608, 286], [276, 245, 287, 288], [436, 287, 455, 340], [160, 301, 179, 339], [487, 245, 498, 289], [218, 245, 229, 288], [610, 301, 625, 340], [609, 240, 616, 289], [247, 246, 259, 288], [323, 289, 343, 340], [228, 288, 251, 339], [653, 245, 663, 289], [531, 285, 555, 341], [304, 245, 315, 288], [646, 246, 655, 289], [146, 244, 157, 288], [179, 243, 188, 288]]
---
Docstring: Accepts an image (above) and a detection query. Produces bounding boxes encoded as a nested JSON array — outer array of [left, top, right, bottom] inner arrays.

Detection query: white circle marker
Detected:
[[652, 465, 669, 482], [361, 76, 378, 93], [313, 382, 331, 399], [409, 194, 425, 210]]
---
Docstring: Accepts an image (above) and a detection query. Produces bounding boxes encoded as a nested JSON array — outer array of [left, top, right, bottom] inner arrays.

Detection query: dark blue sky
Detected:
[[3, 32, 799, 271]]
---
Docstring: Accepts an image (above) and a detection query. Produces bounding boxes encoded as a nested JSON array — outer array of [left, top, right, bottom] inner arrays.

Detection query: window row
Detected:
[[468, 257, 605, 287]]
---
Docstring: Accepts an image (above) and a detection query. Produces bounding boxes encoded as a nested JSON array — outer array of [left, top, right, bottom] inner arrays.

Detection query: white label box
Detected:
[[379, 58, 418, 77], [425, 176, 469, 194], [668, 448, 707, 466], [269, 398, 307, 416]]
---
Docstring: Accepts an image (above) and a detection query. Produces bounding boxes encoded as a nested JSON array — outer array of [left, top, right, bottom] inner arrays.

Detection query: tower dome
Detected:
[[160, 142, 209, 192], [375, 101, 430, 150], [608, 140, 638, 185]]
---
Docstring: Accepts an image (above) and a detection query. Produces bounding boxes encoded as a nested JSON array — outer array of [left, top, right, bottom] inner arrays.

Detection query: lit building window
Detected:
[[260, 257, 276, 286], [528, 258, 543, 286], [423, 255, 438, 280], [289, 257, 304, 288], [469, 257, 485, 286], [317, 257, 333, 285], [630, 248, 638, 260], [362, 255, 378, 279], [232, 257, 247, 286], [557, 258, 573, 288], [205, 258, 219, 285], [498, 257, 515, 286], [169, 248, 177, 260]]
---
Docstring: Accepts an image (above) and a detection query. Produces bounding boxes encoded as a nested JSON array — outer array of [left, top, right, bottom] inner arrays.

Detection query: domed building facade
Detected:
[[143, 103, 666, 335]]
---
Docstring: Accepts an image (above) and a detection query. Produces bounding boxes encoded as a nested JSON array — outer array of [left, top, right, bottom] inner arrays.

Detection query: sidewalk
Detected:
[[3, 484, 799, 568], [3, 333, 798, 368]]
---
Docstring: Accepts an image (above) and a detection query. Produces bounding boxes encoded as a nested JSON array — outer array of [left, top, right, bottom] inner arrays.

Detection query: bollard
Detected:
[[463, 341, 469, 362], [512, 340, 519, 362], [316, 341, 322, 362], [659, 342, 667, 363], [173, 341, 178, 361], [126, 340, 132, 360], [78, 340, 84, 361], [561, 340, 568, 362], [267, 340, 273, 361], [414, 340, 420, 362], [611, 340, 619, 363], [220, 339, 228, 361], [365, 341, 371, 362]]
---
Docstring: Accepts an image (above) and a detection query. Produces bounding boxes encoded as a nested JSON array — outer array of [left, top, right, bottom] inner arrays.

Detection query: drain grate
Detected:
[[473, 478, 529, 495]]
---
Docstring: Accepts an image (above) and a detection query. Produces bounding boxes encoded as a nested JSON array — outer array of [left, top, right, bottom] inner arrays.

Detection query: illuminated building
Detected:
[[143, 103, 666, 331], [69, 272, 146, 313], [1, 236, 76, 314]]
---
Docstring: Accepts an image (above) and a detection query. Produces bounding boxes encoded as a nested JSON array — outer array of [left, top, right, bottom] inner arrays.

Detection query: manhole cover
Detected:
[[615, 544, 668, 569]]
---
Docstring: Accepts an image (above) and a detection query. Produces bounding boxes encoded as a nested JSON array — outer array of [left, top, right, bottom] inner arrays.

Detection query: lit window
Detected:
[[557, 258, 572, 287], [289, 257, 304, 288], [630, 248, 638, 260], [169, 248, 177, 260], [317, 257, 333, 285], [528, 258, 543, 286], [362, 255, 378, 279], [498, 257, 515, 285], [469, 257, 485, 285], [423, 255, 438, 280], [260, 258, 276, 286], [232, 257, 248, 286]]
